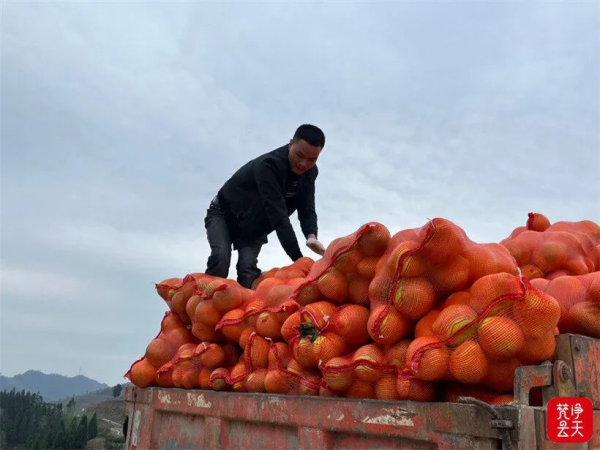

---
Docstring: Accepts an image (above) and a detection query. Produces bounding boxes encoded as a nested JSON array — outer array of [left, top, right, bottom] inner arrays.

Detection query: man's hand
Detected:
[[306, 234, 326, 256]]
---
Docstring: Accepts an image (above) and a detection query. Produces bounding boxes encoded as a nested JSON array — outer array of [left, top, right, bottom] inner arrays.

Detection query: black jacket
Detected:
[[217, 145, 318, 261]]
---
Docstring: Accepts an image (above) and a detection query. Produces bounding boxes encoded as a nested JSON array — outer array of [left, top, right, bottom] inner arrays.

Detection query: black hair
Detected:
[[293, 124, 325, 148]]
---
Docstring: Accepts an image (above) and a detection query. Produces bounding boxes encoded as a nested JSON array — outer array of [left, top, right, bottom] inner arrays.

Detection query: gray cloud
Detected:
[[1, 1, 598, 385]]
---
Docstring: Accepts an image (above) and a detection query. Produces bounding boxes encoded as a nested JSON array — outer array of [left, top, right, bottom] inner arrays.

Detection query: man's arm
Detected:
[[255, 160, 303, 261], [298, 168, 325, 255]]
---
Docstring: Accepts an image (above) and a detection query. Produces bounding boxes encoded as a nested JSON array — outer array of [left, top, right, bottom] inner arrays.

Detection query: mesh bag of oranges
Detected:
[[153, 342, 241, 389], [281, 302, 370, 369], [288, 222, 391, 307], [250, 257, 315, 289], [531, 272, 600, 338], [319, 342, 436, 401], [215, 277, 304, 345], [501, 220, 600, 280], [209, 334, 321, 395], [125, 312, 198, 388], [368, 219, 518, 345], [189, 277, 253, 343], [406, 272, 560, 392]]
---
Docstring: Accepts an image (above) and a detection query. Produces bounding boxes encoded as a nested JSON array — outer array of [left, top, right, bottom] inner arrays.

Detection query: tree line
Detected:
[[0, 389, 98, 449]]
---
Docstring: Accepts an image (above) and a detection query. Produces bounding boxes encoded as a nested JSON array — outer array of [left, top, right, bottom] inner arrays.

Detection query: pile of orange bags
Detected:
[[126, 213, 599, 406]]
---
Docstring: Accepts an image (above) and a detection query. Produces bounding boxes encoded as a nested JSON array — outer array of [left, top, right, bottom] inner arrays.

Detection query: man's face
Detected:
[[289, 139, 322, 175]]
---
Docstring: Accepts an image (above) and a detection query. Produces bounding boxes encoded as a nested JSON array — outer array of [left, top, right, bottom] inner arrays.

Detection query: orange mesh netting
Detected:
[[406, 272, 560, 392], [368, 219, 517, 345]]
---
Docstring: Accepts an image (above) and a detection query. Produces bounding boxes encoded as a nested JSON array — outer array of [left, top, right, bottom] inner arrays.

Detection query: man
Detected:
[[204, 124, 327, 288]]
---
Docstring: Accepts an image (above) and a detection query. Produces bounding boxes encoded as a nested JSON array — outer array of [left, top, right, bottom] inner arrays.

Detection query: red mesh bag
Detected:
[[125, 312, 198, 387], [444, 383, 514, 405], [501, 220, 600, 280], [251, 257, 315, 289], [531, 272, 600, 338], [190, 277, 253, 343], [154, 342, 241, 389], [406, 272, 560, 392], [209, 334, 321, 395], [319, 342, 436, 401], [215, 278, 303, 344], [289, 223, 392, 307], [155, 277, 183, 305], [368, 219, 518, 345], [281, 302, 370, 369]]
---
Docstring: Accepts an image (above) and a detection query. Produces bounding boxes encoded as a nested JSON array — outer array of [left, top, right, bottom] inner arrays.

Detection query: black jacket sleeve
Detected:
[[254, 159, 303, 261], [297, 167, 319, 238]]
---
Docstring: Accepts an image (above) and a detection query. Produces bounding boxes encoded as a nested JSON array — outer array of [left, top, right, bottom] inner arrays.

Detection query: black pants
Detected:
[[204, 198, 263, 289]]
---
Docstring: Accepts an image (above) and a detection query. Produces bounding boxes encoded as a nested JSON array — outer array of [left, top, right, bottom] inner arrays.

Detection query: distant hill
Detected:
[[0, 370, 108, 402]]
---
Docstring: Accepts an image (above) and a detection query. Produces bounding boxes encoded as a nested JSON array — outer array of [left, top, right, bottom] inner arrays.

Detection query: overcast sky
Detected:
[[1, 1, 599, 386]]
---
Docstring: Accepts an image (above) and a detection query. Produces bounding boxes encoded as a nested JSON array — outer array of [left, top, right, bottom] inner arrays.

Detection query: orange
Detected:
[[145, 338, 175, 368], [129, 359, 157, 388], [501, 241, 531, 267], [565, 259, 589, 276], [198, 367, 212, 390], [532, 242, 568, 273], [266, 284, 294, 307], [357, 223, 391, 257], [304, 301, 339, 328], [521, 264, 544, 280], [517, 331, 556, 364], [347, 380, 376, 399], [161, 313, 186, 333], [513, 289, 561, 338], [314, 332, 347, 363], [294, 338, 319, 368], [418, 218, 467, 265], [357, 257, 380, 280], [484, 358, 520, 393], [415, 310, 441, 338], [335, 249, 363, 273], [348, 276, 370, 306], [431, 304, 478, 347], [238, 327, 256, 349], [430, 256, 470, 294], [449, 342, 488, 384], [191, 322, 223, 343], [478, 316, 524, 358], [268, 342, 290, 370], [256, 312, 283, 340], [444, 291, 472, 307], [394, 277, 437, 320], [330, 304, 370, 345], [156, 278, 182, 302], [264, 370, 289, 394], [569, 302, 600, 338], [281, 312, 302, 343], [199, 343, 226, 369], [375, 375, 400, 401], [186, 295, 202, 323], [352, 344, 385, 382], [527, 213, 551, 232], [396, 377, 435, 402], [218, 309, 247, 342], [194, 301, 221, 327], [213, 285, 245, 312], [468, 272, 521, 315], [245, 369, 267, 393], [368, 273, 393, 304], [323, 357, 353, 392], [463, 245, 499, 284], [385, 340, 411, 366], [317, 268, 348, 303], [368, 305, 412, 345], [406, 336, 449, 381], [294, 281, 322, 306], [171, 291, 191, 324]]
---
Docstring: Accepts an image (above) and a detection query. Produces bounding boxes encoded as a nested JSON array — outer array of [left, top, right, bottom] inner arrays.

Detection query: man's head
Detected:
[[288, 124, 325, 175]]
